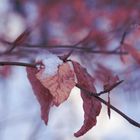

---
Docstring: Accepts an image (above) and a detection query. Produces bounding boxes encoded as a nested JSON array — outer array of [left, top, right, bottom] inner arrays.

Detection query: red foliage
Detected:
[[95, 63, 113, 83], [123, 43, 140, 64], [26, 67, 53, 125], [72, 61, 102, 137], [1, 0, 140, 138], [0, 66, 11, 78], [36, 62, 75, 106]]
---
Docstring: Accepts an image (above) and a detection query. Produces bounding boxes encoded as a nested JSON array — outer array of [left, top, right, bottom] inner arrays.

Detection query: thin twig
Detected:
[[61, 31, 92, 61], [120, 31, 128, 45], [0, 39, 128, 55], [23, 43, 129, 55], [76, 83, 140, 128], [97, 80, 124, 96], [0, 61, 36, 68], [0, 61, 139, 128]]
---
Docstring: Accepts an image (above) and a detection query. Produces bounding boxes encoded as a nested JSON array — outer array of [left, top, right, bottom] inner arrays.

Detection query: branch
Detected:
[[0, 61, 139, 128], [120, 31, 128, 45], [0, 61, 36, 68], [76, 84, 140, 128], [0, 39, 128, 55], [60, 31, 92, 61], [23, 44, 129, 55], [97, 80, 124, 96]]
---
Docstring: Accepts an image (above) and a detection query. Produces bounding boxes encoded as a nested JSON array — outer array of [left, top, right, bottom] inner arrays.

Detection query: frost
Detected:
[[35, 52, 63, 79]]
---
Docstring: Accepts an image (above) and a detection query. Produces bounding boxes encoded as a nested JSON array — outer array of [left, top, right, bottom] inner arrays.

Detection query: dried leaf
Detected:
[[0, 66, 11, 78], [123, 43, 140, 64], [103, 75, 119, 92], [36, 62, 75, 106], [103, 75, 120, 118], [72, 61, 102, 137], [7, 29, 30, 53], [26, 67, 53, 125], [95, 63, 113, 83], [13, 28, 30, 46]]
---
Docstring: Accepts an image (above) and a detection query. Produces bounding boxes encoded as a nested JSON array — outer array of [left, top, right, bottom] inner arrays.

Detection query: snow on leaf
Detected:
[[72, 61, 102, 137], [36, 62, 75, 106], [35, 52, 63, 77], [26, 67, 53, 125]]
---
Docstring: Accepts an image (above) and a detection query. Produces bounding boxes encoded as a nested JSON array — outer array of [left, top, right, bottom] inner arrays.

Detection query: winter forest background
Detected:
[[0, 0, 140, 140]]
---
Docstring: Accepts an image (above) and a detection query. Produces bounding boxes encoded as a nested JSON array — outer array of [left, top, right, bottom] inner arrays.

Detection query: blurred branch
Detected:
[[0, 39, 128, 55]]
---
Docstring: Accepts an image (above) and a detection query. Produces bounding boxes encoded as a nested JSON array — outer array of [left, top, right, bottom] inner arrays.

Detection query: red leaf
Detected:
[[72, 61, 102, 137], [123, 43, 140, 64], [103, 75, 120, 118], [13, 28, 30, 46], [36, 63, 75, 106], [0, 66, 11, 78], [7, 29, 30, 53], [26, 67, 53, 125], [103, 75, 119, 92], [95, 63, 113, 83]]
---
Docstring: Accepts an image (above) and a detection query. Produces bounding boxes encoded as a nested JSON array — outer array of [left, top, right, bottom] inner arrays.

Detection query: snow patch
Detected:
[[36, 52, 63, 79]]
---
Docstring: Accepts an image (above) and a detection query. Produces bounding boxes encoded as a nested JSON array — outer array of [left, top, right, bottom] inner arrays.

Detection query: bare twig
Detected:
[[60, 31, 92, 61], [0, 39, 128, 55], [120, 31, 128, 45], [0, 61, 139, 128], [0, 61, 36, 68], [76, 83, 140, 128], [97, 80, 124, 96], [24, 43, 129, 55]]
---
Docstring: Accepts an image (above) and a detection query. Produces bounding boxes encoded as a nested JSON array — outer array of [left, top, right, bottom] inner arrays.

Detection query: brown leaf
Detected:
[[103, 75, 120, 119], [7, 29, 30, 53], [95, 63, 113, 83], [36, 62, 75, 106], [123, 43, 140, 64], [72, 61, 102, 137], [103, 75, 119, 92], [26, 67, 53, 125], [0, 66, 11, 78]]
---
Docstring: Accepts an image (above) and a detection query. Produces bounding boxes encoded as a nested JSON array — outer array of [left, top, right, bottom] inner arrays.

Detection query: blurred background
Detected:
[[0, 0, 140, 140]]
